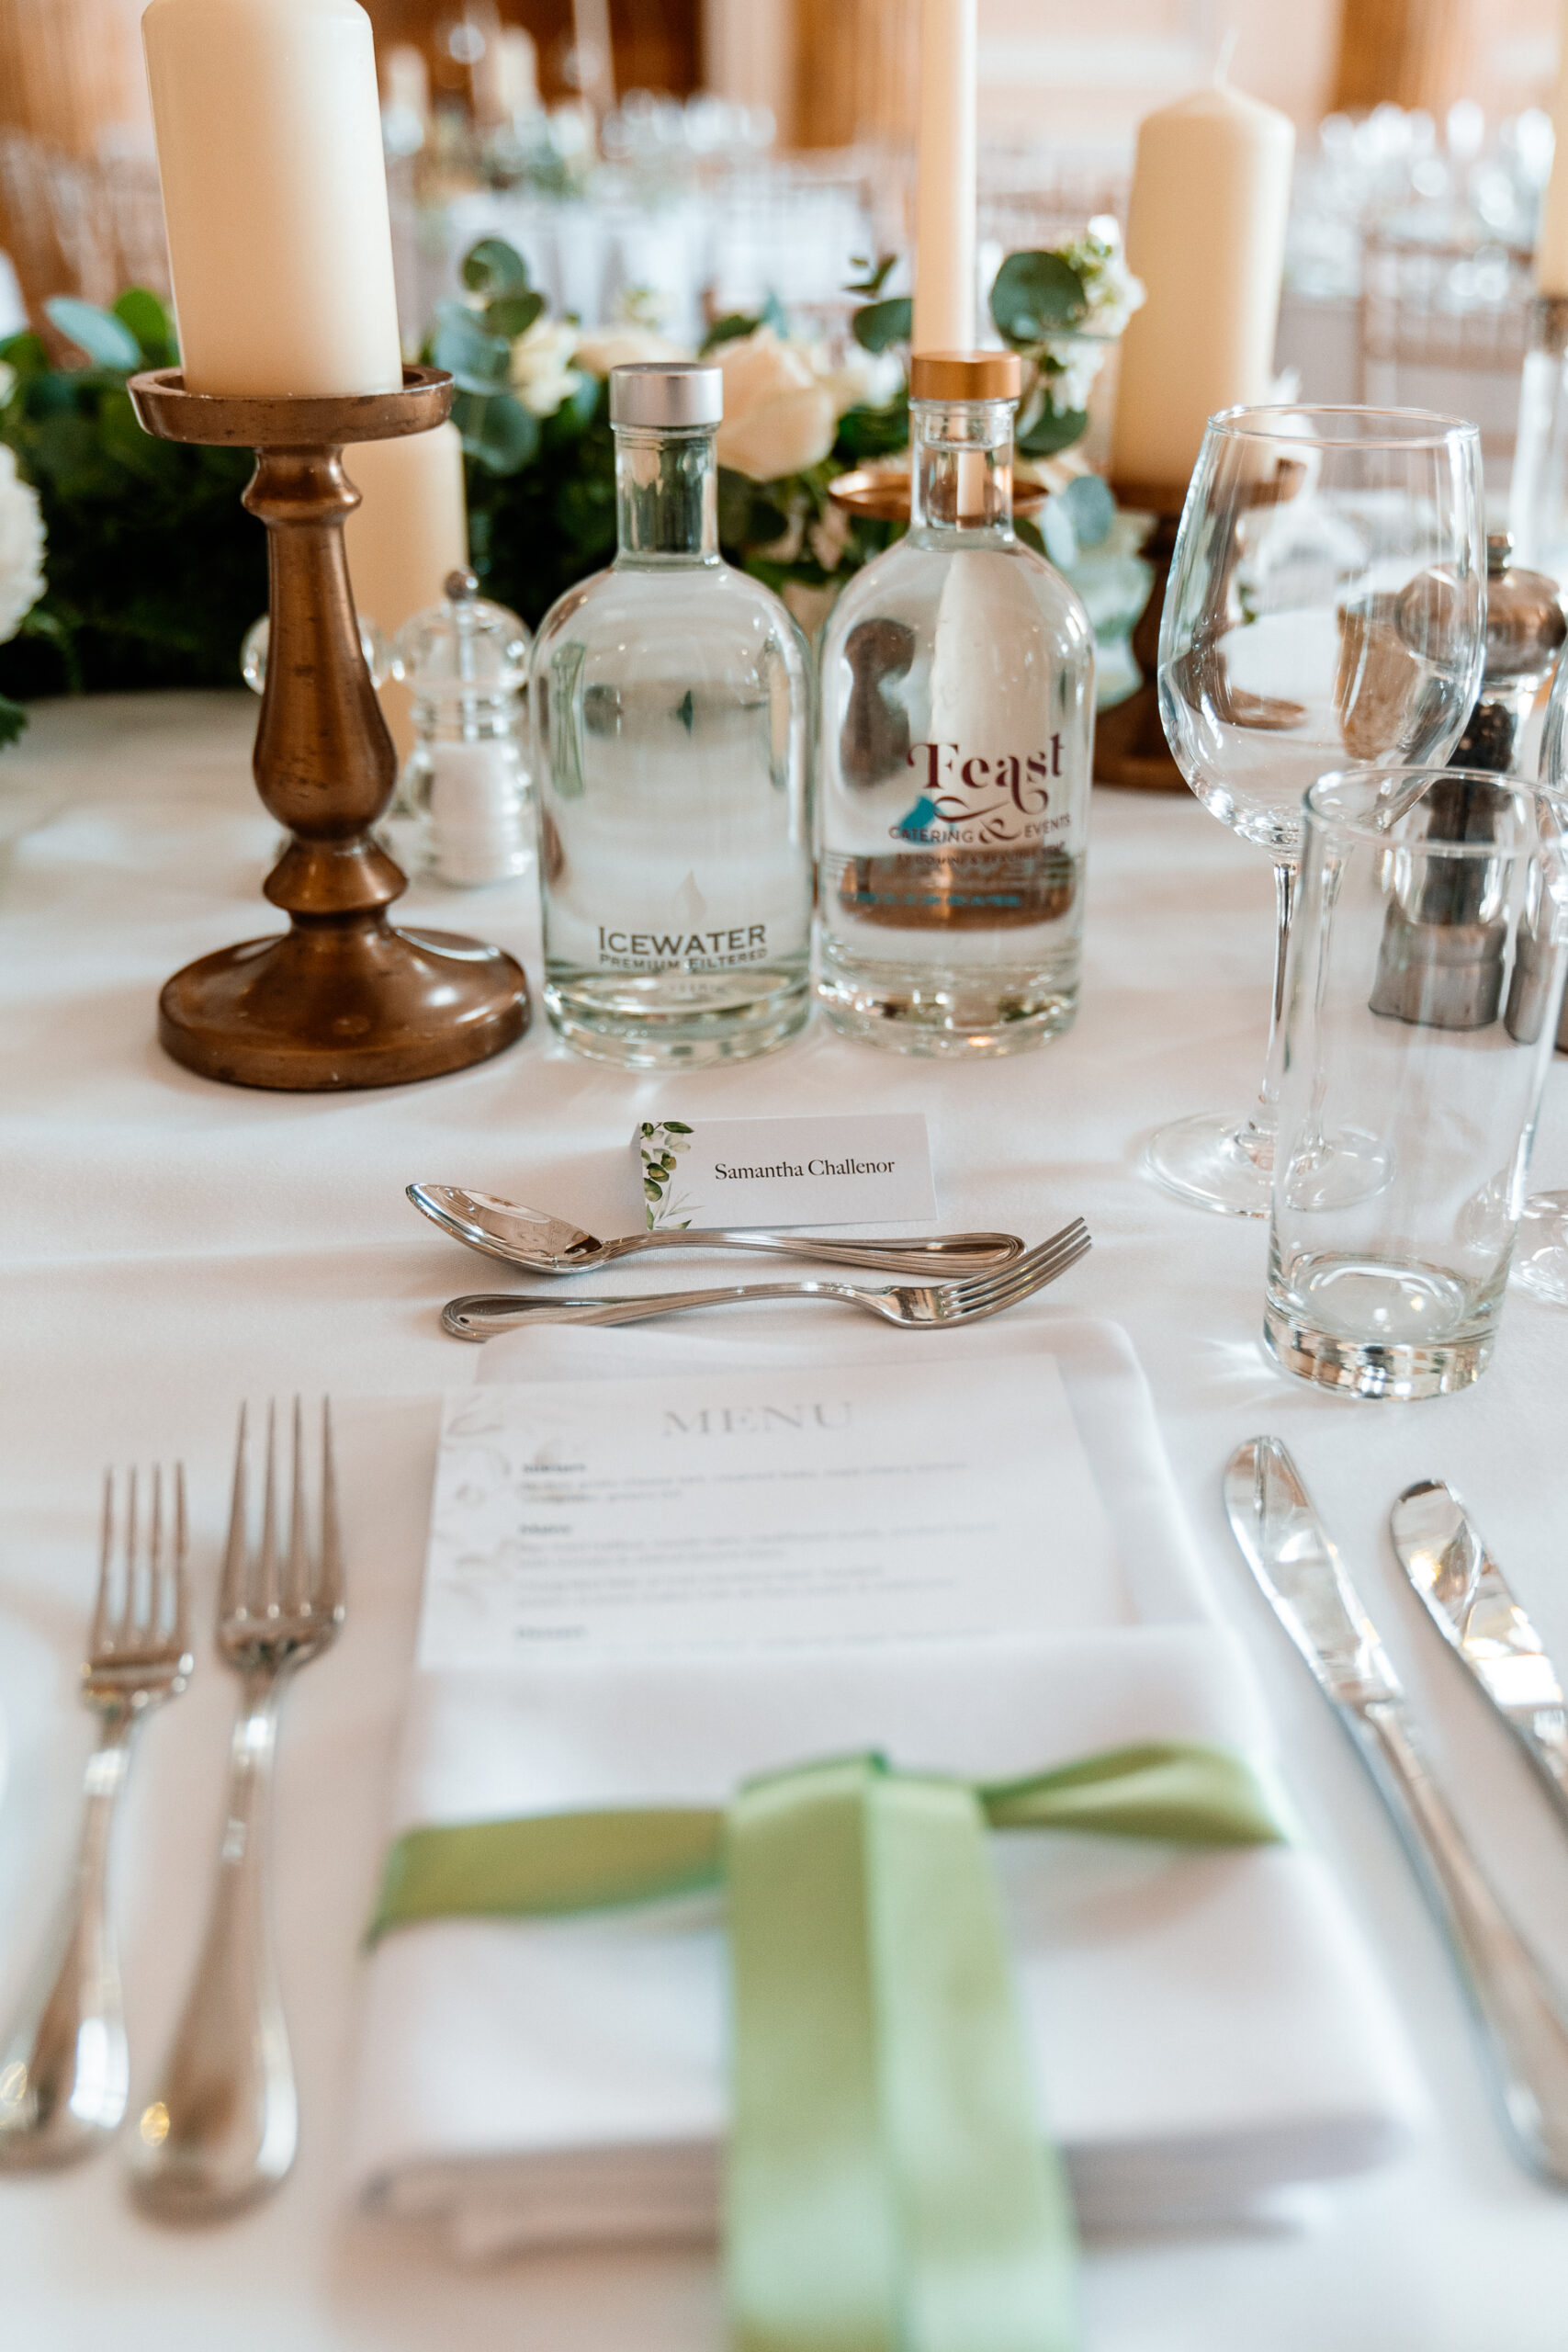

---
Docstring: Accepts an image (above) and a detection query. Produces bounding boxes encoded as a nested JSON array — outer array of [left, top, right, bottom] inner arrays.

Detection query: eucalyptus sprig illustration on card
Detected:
[[637, 1120, 695, 1230]]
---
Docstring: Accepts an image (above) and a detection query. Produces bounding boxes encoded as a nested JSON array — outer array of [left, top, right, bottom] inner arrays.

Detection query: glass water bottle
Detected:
[[817, 351, 1095, 1055], [532, 362, 814, 1065]]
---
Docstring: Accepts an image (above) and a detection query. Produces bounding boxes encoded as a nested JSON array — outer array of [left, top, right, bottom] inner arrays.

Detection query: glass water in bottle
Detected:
[[532, 362, 813, 1065], [817, 350, 1095, 1055]]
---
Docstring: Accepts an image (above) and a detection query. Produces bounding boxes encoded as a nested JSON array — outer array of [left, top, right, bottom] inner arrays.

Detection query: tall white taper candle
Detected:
[[911, 0, 977, 354], [1110, 79, 1294, 493], [345, 422, 469, 761], [1537, 0, 1568, 295], [142, 0, 404, 399]]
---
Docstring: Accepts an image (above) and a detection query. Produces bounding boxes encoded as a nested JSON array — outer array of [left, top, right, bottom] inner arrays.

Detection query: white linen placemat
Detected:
[[346, 1313, 1426, 2254]]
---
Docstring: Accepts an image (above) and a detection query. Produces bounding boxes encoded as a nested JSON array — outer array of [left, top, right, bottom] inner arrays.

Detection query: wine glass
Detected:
[[1512, 641, 1568, 1304], [1148, 405, 1487, 1216]]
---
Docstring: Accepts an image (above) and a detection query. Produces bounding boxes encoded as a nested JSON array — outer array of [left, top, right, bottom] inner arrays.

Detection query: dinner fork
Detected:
[[0, 1467, 192, 2170], [127, 1402, 343, 2222], [442, 1218, 1091, 1339]]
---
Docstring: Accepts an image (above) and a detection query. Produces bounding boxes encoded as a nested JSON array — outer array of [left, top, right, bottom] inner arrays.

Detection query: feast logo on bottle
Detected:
[[894, 740, 1077, 847]]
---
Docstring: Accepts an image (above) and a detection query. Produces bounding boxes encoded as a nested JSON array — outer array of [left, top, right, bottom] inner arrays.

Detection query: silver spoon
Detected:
[[408, 1184, 1026, 1280]]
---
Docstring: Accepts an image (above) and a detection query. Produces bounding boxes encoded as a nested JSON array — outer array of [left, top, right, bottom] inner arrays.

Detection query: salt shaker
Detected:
[[392, 570, 533, 888]]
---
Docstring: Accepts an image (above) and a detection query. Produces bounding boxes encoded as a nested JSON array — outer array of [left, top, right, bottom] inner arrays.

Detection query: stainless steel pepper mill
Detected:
[[1371, 533, 1565, 1034]]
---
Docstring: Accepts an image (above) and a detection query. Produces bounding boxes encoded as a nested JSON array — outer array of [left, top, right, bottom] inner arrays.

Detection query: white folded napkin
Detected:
[[346, 1314, 1425, 2256]]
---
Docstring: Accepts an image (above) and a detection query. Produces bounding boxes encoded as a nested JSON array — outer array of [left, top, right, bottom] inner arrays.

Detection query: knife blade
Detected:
[[1391, 1480, 1568, 1827], [1225, 1434, 1568, 2187]]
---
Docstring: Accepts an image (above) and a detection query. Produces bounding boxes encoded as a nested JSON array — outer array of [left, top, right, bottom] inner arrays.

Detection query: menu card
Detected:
[[417, 1353, 1126, 1667]]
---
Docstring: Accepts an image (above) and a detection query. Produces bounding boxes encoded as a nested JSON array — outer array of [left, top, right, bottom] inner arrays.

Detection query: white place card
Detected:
[[416, 1355, 1126, 1668], [632, 1112, 936, 1230]]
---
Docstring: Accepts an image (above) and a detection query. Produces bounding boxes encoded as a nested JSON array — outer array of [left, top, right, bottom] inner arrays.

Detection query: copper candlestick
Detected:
[[1092, 482, 1187, 791], [127, 365, 529, 1090]]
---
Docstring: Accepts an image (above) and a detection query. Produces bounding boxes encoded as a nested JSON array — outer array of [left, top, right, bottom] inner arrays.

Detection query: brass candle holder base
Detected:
[[1092, 482, 1187, 791], [128, 366, 529, 1091]]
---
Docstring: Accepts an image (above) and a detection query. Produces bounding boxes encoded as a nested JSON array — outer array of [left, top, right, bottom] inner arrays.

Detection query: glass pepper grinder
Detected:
[[391, 569, 533, 888]]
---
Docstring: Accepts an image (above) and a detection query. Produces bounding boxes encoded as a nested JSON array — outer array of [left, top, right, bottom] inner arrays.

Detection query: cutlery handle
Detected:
[[1353, 1698, 1568, 2184], [444, 1280, 848, 1339], [0, 1713, 134, 2166], [619, 1229, 1022, 1274], [128, 1672, 297, 2220]]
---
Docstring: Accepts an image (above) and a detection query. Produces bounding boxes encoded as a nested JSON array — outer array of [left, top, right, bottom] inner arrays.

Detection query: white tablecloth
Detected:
[[2, 690, 1566, 2350]]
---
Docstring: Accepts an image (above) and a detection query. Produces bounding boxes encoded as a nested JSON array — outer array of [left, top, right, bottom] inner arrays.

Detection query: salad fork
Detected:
[[128, 1401, 343, 2222], [0, 1466, 192, 2169], [443, 1218, 1090, 1339]]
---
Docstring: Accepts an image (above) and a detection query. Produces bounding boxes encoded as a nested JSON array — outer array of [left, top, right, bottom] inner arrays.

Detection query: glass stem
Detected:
[[1243, 858, 1296, 1167]]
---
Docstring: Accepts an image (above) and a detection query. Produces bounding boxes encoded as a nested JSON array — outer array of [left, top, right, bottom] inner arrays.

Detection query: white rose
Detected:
[[573, 324, 689, 376], [509, 316, 582, 417], [715, 328, 836, 481], [0, 445, 44, 643]]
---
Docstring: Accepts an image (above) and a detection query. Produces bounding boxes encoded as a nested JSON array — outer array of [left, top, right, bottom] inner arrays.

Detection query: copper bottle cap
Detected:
[[908, 351, 1022, 401]]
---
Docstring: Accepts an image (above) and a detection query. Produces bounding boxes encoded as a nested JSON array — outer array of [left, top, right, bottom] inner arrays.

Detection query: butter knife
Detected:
[[1391, 1480, 1568, 1829], [1224, 1434, 1568, 2186]]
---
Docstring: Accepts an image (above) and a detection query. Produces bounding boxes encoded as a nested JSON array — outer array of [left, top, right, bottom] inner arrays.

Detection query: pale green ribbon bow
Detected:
[[369, 1743, 1293, 2352]]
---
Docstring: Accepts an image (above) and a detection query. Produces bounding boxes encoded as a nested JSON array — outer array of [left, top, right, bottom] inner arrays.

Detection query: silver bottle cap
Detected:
[[609, 363, 723, 429]]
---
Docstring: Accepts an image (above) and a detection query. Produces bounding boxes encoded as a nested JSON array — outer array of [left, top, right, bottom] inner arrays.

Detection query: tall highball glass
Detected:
[[1150, 407, 1487, 1216], [1268, 766, 1568, 1399]]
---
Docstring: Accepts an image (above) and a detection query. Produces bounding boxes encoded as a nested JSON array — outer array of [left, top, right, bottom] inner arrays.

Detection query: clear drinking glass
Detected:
[[1151, 406, 1487, 1216], [1266, 765, 1568, 1400]]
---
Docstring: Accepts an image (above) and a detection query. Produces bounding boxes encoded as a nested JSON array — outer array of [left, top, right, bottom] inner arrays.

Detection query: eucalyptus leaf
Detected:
[[989, 251, 1087, 345], [760, 291, 789, 337], [112, 288, 176, 366], [433, 300, 514, 394], [853, 297, 912, 354], [701, 311, 761, 354], [461, 237, 533, 299], [1058, 469, 1114, 548], [453, 387, 539, 475], [485, 290, 545, 340], [44, 298, 141, 373], [0, 691, 27, 749], [1017, 402, 1089, 458], [845, 253, 898, 298], [1039, 496, 1078, 570]]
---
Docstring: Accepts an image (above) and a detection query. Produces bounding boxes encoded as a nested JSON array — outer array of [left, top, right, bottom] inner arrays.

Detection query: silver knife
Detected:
[[1391, 1480, 1568, 1829], [1224, 1434, 1568, 2187]]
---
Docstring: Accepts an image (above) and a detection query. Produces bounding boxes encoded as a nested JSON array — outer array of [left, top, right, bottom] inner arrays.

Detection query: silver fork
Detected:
[[0, 1467, 192, 2169], [127, 1401, 343, 2222], [442, 1218, 1091, 1340]]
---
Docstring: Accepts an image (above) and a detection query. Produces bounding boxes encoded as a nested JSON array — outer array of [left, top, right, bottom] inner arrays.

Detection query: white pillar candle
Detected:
[[1538, 0, 1568, 295], [1110, 79, 1294, 494], [344, 421, 469, 761], [142, 0, 403, 399], [911, 0, 976, 355]]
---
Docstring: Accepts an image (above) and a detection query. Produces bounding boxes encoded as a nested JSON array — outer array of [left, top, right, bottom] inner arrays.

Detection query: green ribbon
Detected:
[[368, 1742, 1292, 2352]]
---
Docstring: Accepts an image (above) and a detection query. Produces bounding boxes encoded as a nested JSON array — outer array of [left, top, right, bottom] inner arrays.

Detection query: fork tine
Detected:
[[91, 1471, 116, 1657], [220, 1406, 250, 1623], [255, 1400, 280, 1618], [945, 1223, 1090, 1314], [115, 1465, 141, 1646], [172, 1462, 190, 1657], [944, 1220, 1088, 1306], [316, 1396, 344, 1622], [284, 1395, 310, 1614], [973, 1230, 1092, 1314], [141, 1464, 164, 1644]]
